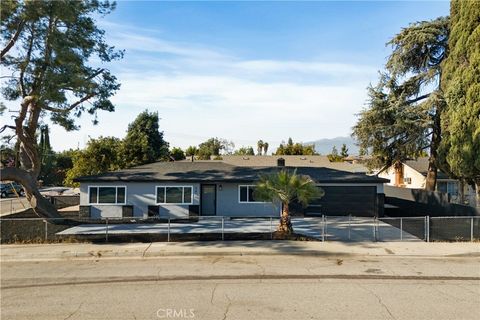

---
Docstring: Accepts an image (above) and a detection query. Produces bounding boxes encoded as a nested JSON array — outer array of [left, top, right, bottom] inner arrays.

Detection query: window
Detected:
[[447, 182, 459, 196], [239, 185, 263, 203], [88, 186, 126, 204], [437, 181, 459, 196], [156, 186, 193, 204]]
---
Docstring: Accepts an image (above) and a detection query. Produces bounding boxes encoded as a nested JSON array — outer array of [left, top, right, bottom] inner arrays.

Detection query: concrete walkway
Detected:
[[57, 217, 421, 241], [1, 241, 479, 262]]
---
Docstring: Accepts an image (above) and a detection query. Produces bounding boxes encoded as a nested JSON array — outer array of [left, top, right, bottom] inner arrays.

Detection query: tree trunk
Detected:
[[425, 108, 442, 191], [278, 203, 293, 234], [458, 179, 465, 205], [0, 167, 61, 218], [425, 159, 438, 191]]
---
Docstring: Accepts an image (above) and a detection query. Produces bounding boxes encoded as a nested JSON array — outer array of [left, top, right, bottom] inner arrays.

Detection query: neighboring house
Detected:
[[218, 155, 370, 173], [74, 159, 388, 219], [378, 157, 476, 207]]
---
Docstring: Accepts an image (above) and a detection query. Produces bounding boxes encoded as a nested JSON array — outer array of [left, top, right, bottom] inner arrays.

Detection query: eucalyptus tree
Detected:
[[0, 0, 123, 217], [353, 17, 449, 190]]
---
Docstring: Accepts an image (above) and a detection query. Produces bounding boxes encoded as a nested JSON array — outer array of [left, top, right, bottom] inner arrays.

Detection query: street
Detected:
[[1, 251, 479, 320]]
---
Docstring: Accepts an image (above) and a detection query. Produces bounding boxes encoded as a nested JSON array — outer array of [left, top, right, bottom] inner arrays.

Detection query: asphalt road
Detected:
[[2, 255, 479, 320]]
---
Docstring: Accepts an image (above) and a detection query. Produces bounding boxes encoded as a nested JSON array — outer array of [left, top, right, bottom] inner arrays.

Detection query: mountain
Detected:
[[306, 136, 359, 155]]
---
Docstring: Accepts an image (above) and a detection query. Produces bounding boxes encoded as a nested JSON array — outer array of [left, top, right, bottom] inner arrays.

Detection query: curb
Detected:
[[3, 249, 480, 262]]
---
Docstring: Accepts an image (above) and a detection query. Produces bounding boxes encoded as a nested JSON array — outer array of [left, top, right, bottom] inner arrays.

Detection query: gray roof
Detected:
[[404, 158, 449, 179], [74, 161, 388, 184], [213, 155, 370, 173]]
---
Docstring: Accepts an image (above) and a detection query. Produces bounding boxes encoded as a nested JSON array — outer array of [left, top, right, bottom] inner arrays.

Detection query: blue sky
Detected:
[[2, 0, 451, 152]]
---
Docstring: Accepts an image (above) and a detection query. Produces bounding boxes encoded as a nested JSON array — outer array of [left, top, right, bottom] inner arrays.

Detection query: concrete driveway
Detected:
[[58, 217, 421, 241]]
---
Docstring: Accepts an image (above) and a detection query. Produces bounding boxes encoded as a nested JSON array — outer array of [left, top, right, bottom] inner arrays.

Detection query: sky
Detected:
[[1, 0, 450, 152]]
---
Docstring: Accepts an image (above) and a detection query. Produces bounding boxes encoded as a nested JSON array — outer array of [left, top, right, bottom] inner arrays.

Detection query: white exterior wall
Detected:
[[378, 164, 477, 207], [378, 164, 426, 189]]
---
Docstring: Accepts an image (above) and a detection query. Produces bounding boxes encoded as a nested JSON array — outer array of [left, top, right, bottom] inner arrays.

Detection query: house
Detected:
[[377, 157, 476, 207], [216, 155, 370, 173], [74, 159, 388, 219]]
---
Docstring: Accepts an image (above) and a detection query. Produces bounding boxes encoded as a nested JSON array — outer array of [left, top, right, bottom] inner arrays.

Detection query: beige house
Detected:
[[378, 158, 476, 207]]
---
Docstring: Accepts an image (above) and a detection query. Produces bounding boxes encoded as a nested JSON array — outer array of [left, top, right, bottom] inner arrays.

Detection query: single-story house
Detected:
[[74, 159, 389, 219], [377, 157, 476, 207]]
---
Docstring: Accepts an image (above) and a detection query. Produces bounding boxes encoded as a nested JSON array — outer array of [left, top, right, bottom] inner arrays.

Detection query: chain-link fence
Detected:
[[0, 215, 478, 243], [430, 216, 480, 242]]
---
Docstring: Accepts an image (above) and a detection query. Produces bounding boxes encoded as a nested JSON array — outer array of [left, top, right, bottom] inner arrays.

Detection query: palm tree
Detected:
[[263, 142, 269, 155], [254, 169, 324, 234], [257, 140, 264, 155]]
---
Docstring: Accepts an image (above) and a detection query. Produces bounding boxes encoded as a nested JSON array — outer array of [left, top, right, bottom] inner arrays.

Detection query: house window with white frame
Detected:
[[156, 186, 193, 204], [88, 186, 126, 204], [239, 185, 262, 203]]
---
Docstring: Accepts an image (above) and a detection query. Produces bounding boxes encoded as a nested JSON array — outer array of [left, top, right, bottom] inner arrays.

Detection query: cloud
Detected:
[[0, 21, 378, 152], [109, 72, 368, 149], [99, 27, 377, 149]]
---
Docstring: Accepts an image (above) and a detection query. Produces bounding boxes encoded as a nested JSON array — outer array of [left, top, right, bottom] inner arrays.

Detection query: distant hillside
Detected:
[[306, 136, 359, 155]]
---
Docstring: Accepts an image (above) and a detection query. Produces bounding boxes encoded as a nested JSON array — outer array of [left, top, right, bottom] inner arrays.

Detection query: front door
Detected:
[[201, 184, 216, 216]]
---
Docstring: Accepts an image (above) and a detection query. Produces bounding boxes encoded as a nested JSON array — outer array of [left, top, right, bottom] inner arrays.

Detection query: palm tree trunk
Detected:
[[278, 203, 293, 234]]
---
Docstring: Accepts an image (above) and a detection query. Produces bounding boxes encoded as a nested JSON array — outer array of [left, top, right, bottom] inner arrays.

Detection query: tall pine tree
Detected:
[[353, 17, 449, 190]]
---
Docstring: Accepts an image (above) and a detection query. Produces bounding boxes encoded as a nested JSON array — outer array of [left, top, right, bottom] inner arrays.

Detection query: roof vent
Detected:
[[277, 158, 285, 167]]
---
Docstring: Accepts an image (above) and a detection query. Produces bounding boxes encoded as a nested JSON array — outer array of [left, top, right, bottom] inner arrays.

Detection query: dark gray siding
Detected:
[[306, 186, 377, 217]]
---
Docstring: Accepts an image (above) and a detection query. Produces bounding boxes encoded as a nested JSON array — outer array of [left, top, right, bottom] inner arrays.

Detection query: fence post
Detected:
[[270, 217, 273, 240], [426, 216, 430, 242], [373, 217, 376, 241], [323, 215, 327, 242], [471, 217, 474, 242], [348, 214, 351, 240], [400, 218, 403, 241], [44, 220, 48, 241], [167, 216, 171, 242], [221, 216, 224, 241], [105, 217, 109, 242]]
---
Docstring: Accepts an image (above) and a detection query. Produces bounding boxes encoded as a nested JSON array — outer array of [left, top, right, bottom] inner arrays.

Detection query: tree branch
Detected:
[[0, 125, 17, 134], [0, 19, 26, 58], [42, 93, 96, 113], [407, 93, 430, 104], [86, 68, 105, 81], [20, 23, 35, 97]]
